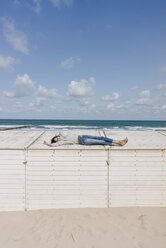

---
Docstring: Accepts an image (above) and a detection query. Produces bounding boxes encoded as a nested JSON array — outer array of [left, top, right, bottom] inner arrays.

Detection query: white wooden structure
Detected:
[[0, 130, 166, 211]]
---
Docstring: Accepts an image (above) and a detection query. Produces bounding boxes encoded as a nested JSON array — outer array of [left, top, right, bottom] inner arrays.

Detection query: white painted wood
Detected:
[[0, 131, 43, 149], [108, 147, 166, 207], [105, 130, 166, 149], [0, 130, 166, 210], [0, 148, 25, 211], [26, 136, 108, 209]]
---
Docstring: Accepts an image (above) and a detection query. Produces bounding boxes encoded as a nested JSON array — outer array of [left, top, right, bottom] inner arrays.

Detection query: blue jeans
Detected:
[[81, 135, 113, 146]]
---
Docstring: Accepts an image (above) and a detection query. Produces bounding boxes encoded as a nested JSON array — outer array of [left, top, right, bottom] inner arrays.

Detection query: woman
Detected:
[[44, 131, 128, 147]]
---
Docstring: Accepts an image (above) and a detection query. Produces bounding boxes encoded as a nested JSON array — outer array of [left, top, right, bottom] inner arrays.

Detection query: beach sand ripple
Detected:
[[0, 208, 166, 248]]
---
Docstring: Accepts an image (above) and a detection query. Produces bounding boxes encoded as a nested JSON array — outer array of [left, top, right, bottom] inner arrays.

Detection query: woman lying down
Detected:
[[44, 131, 128, 147]]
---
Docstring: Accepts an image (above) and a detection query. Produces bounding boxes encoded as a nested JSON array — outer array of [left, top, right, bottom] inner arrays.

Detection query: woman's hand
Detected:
[[43, 140, 52, 146]]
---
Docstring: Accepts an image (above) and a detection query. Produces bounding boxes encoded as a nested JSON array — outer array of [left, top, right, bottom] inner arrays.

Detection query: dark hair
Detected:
[[51, 135, 60, 144]]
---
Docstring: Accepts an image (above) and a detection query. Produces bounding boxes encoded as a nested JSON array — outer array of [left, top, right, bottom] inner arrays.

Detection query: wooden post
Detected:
[[23, 148, 28, 211], [107, 149, 110, 208]]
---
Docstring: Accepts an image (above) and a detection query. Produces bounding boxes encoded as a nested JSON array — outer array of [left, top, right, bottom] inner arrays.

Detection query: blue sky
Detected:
[[0, 0, 166, 120]]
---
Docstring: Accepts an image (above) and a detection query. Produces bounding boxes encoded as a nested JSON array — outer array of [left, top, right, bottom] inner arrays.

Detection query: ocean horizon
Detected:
[[0, 119, 166, 131]]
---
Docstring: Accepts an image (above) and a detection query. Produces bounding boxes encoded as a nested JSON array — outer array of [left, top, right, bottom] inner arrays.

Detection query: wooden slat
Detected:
[[0, 131, 166, 210]]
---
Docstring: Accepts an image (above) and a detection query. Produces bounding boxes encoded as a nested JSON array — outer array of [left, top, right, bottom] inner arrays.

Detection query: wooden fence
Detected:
[[0, 148, 166, 211]]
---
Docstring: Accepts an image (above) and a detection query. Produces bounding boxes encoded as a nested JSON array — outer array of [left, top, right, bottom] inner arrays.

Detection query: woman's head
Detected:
[[51, 135, 61, 144]]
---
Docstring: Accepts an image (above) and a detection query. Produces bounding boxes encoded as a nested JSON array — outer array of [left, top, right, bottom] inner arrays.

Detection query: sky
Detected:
[[0, 0, 166, 120]]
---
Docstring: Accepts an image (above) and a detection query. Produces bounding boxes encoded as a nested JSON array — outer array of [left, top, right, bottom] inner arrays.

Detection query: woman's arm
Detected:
[[43, 141, 53, 147]]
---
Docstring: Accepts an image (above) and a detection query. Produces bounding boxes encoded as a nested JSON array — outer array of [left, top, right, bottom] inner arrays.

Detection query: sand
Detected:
[[0, 208, 166, 248]]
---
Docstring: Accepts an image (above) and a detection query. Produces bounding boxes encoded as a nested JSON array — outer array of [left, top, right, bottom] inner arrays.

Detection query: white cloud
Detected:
[[156, 84, 166, 90], [67, 78, 95, 97], [116, 101, 130, 109], [27, 84, 61, 111], [125, 100, 131, 105], [50, 0, 73, 8], [60, 57, 80, 69], [3, 91, 15, 98], [78, 99, 90, 106], [130, 86, 138, 91], [161, 105, 166, 110], [13, 0, 41, 14], [13, 0, 20, 5], [1, 17, 28, 54], [3, 74, 36, 98], [31, 0, 41, 14], [50, 0, 61, 7], [153, 104, 166, 111], [35, 85, 58, 98], [11, 100, 27, 111], [116, 104, 123, 109], [77, 103, 97, 114], [89, 77, 95, 85], [135, 98, 151, 105], [160, 67, 166, 72], [63, 105, 74, 113], [29, 97, 45, 110], [14, 100, 24, 107], [135, 90, 152, 106], [139, 90, 150, 98], [105, 101, 130, 112], [0, 55, 17, 70], [101, 92, 120, 101], [106, 102, 115, 111]]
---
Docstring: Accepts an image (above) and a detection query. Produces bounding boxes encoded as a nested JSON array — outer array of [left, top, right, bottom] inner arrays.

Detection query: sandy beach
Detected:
[[0, 207, 166, 248]]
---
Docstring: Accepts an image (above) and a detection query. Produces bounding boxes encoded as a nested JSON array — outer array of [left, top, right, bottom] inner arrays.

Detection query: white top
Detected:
[[51, 131, 79, 147]]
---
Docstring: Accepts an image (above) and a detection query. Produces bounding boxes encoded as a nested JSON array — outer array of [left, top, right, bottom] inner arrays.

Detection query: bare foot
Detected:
[[120, 137, 128, 146]]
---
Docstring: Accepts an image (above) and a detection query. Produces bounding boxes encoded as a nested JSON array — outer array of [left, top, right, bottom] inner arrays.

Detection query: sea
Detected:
[[0, 119, 166, 131]]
